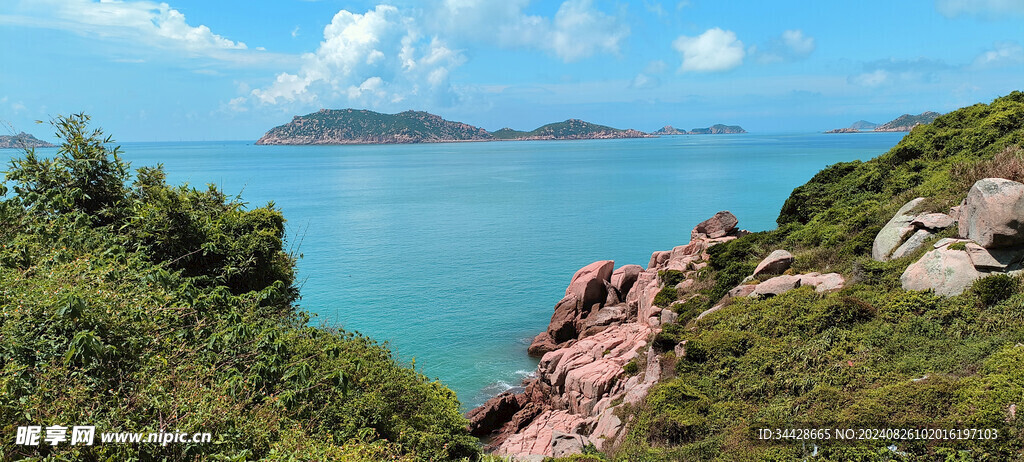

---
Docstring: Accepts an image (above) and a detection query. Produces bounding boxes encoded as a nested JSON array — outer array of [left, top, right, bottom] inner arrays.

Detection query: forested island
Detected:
[[5, 92, 1024, 460], [652, 124, 746, 135], [255, 109, 741, 145]]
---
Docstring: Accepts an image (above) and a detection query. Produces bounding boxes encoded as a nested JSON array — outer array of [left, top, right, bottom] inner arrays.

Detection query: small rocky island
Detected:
[[0, 132, 56, 149], [652, 124, 746, 135], [255, 109, 651, 145]]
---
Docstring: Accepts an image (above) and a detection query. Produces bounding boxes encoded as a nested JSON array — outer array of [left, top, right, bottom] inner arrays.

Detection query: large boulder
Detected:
[[912, 213, 955, 231], [797, 272, 846, 293], [751, 275, 802, 297], [890, 229, 932, 260], [752, 249, 794, 277], [964, 243, 1024, 271], [958, 178, 1024, 248], [901, 246, 983, 296], [872, 197, 925, 261], [691, 211, 739, 239], [546, 294, 583, 344], [610, 265, 643, 299], [565, 260, 615, 309]]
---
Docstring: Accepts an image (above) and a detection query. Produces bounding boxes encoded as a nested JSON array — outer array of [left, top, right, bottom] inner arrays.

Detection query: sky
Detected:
[[1, 0, 1023, 141]]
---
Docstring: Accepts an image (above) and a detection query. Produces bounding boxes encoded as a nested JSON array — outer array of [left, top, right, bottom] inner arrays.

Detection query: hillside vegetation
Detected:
[[606, 92, 1024, 460], [0, 114, 479, 460]]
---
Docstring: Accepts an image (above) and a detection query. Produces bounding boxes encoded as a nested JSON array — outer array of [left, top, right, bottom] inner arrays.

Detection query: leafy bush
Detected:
[[972, 274, 1019, 306], [653, 285, 679, 308], [658, 269, 686, 286]]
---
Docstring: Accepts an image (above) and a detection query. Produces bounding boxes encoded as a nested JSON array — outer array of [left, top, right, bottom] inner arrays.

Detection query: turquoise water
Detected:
[[10, 132, 905, 407]]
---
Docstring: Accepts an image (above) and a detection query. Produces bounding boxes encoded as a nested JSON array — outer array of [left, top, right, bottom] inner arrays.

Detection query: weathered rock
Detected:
[[912, 213, 955, 231], [647, 251, 670, 270], [691, 211, 739, 239], [934, 237, 971, 249], [546, 294, 583, 344], [797, 272, 846, 293], [752, 249, 794, 277], [551, 432, 589, 458], [661, 309, 679, 324], [590, 407, 624, 451], [901, 247, 983, 296], [604, 283, 622, 306], [751, 275, 802, 297], [727, 284, 757, 298], [565, 260, 614, 310], [965, 243, 1024, 271], [872, 197, 925, 261], [959, 178, 1024, 248], [581, 305, 627, 337], [467, 391, 522, 437], [890, 229, 933, 260], [610, 265, 643, 299], [496, 410, 587, 457], [528, 332, 558, 357]]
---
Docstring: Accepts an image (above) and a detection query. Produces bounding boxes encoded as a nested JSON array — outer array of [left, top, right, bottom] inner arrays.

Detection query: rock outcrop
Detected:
[[752, 250, 794, 277], [872, 197, 957, 261], [473, 212, 746, 459], [901, 178, 1024, 295], [958, 178, 1024, 248]]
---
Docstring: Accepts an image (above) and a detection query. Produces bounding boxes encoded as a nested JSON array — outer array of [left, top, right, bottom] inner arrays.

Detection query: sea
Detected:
[[10, 132, 906, 409]]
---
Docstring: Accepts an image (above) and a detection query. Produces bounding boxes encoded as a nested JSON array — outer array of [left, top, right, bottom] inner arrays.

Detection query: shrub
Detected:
[[659, 269, 686, 286], [653, 285, 679, 308], [623, 359, 640, 375], [972, 274, 1019, 306]]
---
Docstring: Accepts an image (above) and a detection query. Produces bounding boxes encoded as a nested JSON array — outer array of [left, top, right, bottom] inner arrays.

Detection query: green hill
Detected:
[[609, 92, 1024, 460], [0, 132, 55, 149], [256, 108, 493, 145]]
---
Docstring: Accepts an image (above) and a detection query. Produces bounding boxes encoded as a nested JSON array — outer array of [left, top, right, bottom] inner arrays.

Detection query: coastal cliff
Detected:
[[469, 212, 753, 458]]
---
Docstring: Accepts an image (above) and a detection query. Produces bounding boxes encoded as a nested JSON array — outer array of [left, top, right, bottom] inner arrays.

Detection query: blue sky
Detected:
[[1, 0, 1023, 141]]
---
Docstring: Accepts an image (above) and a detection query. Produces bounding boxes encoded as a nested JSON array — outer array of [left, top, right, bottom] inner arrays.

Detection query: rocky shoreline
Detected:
[[466, 212, 821, 459]]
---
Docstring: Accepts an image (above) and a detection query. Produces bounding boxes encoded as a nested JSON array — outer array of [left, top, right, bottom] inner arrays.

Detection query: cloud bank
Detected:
[[673, 28, 745, 72]]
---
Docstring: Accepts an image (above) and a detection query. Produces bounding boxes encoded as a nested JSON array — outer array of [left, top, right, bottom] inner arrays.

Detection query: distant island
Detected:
[[0, 132, 56, 149], [256, 109, 652, 145], [825, 112, 940, 133], [651, 124, 746, 135]]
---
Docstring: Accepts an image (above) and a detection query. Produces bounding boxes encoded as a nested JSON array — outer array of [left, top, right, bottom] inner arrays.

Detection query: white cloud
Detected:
[[848, 58, 952, 87], [429, 0, 629, 62], [973, 41, 1024, 68], [630, 73, 659, 89], [755, 29, 815, 64], [936, 0, 1024, 17], [251, 5, 465, 108], [5, 0, 243, 49], [0, 0, 293, 67], [673, 28, 745, 72], [782, 30, 815, 56]]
